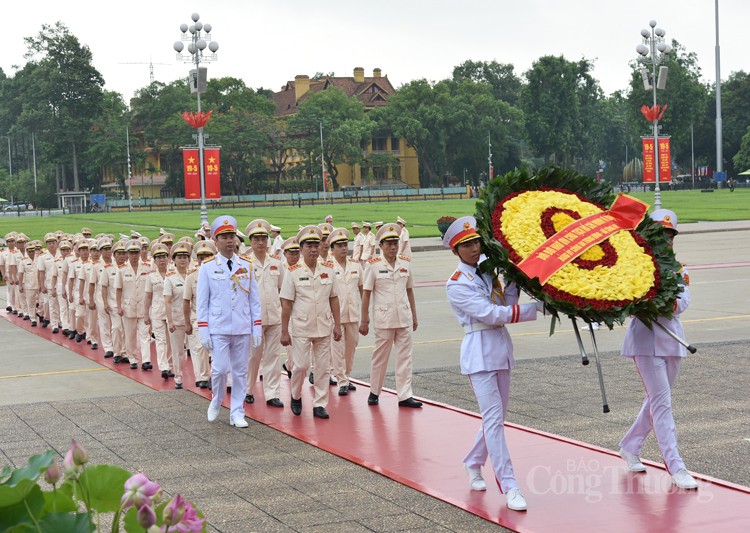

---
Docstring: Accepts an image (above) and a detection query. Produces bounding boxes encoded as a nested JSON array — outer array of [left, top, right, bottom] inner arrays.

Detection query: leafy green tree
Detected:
[[452, 59, 523, 105], [83, 91, 129, 193], [732, 125, 750, 173], [288, 87, 371, 191], [713, 71, 750, 175]]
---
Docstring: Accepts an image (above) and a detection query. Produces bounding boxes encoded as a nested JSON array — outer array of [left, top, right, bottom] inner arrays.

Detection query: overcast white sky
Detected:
[[4, 0, 748, 103]]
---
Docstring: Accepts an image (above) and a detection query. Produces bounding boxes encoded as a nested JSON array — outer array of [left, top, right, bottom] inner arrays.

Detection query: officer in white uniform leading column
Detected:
[[197, 215, 262, 428], [443, 216, 542, 512]]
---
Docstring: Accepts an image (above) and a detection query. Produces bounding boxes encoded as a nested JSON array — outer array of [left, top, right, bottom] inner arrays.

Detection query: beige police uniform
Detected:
[[98, 252, 124, 357], [18, 246, 40, 324], [145, 256, 171, 373], [37, 239, 59, 328], [79, 254, 99, 346], [330, 230, 363, 391], [397, 216, 412, 258], [162, 241, 193, 387], [115, 245, 153, 367], [56, 244, 73, 332], [362, 224, 418, 402], [359, 224, 375, 263], [280, 226, 340, 412], [182, 266, 211, 385], [245, 219, 286, 404]]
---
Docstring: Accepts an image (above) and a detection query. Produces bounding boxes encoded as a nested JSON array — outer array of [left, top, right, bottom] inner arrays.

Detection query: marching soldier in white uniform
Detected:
[[244, 219, 285, 408], [163, 241, 193, 389], [397, 216, 412, 258], [99, 239, 126, 360], [280, 225, 342, 419], [37, 233, 59, 329], [145, 244, 172, 377], [328, 228, 363, 396], [56, 241, 73, 336], [197, 215, 262, 428], [360, 223, 421, 408], [443, 216, 541, 512], [270, 225, 284, 256], [618, 209, 698, 490], [358, 222, 375, 264], [116, 239, 153, 369]]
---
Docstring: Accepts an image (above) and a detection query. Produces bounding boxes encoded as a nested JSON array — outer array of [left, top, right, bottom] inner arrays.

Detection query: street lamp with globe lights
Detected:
[[173, 13, 219, 226], [636, 20, 671, 210]]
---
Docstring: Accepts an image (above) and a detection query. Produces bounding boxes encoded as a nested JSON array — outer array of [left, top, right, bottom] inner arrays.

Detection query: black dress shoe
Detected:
[[348, 383, 357, 391], [398, 397, 423, 408], [282, 363, 292, 379], [75, 333, 84, 343], [199, 381, 209, 389], [308, 371, 314, 384], [5, 306, 10, 312], [168, 370, 175, 377], [266, 398, 284, 408], [52, 327, 59, 334], [120, 357, 130, 365], [162, 370, 169, 380], [113, 355, 122, 364], [290, 397, 302, 416], [23, 315, 30, 321], [338, 386, 349, 396], [62, 329, 69, 336], [141, 362, 152, 370], [41, 321, 47, 328], [329, 376, 338, 386], [130, 363, 138, 369], [68, 331, 77, 340], [368, 393, 379, 405], [104, 351, 114, 358], [12, 310, 18, 315], [245, 394, 254, 404], [313, 406, 330, 419], [30, 321, 37, 327], [91, 343, 98, 350], [175, 383, 183, 390]]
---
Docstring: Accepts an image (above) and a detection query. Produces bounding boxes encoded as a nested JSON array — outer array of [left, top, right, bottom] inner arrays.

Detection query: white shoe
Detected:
[[230, 416, 248, 428], [672, 468, 698, 489], [506, 488, 527, 511], [619, 448, 646, 472], [465, 465, 486, 491], [207, 403, 220, 422]]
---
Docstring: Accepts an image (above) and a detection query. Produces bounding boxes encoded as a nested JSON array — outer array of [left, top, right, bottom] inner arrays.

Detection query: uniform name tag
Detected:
[[299, 277, 309, 281], [378, 270, 388, 274]]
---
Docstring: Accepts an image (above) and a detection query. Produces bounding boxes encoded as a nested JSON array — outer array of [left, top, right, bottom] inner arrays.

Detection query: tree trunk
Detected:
[[71, 141, 80, 191]]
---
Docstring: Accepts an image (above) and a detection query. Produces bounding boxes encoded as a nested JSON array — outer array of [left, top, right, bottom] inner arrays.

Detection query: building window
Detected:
[[390, 137, 400, 152], [392, 164, 401, 181], [374, 166, 387, 181], [372, 137, 386, 151]]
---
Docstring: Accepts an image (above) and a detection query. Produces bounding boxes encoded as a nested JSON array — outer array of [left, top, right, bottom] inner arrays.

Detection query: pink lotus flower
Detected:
[[137, 503, 157, 529], [62, 439, 89, 478], [121, 473, 161, 509], [44, 463, 62, 485], [162, 494, 205, 532], [70, 439, 88, 466]]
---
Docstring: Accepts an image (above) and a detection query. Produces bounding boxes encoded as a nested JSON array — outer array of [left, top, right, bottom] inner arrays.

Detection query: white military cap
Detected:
[[245, 219, 271, 237], [318, 223, 333, 237], [651, 209, 679, 234], [350, 222, 360, 229], [151, 243, 169, 257], [282, 237, 300, 251], [327, 227, 349, 245], [125, 239, 141, 252], [194, 240, 217, 257], [442, 216, 480, 249], [396, 216, 407, 225], [297, 225, 323, 244], [210, 215, 238, 239], [270, 225, 281, 232], [375, 223, 400, 243]]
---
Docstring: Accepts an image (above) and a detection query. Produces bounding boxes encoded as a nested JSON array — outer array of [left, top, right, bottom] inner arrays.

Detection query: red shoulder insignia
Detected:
[[682, 273, 690, 286], [398, 255, 411, 262], [270, 253, 281, 261], [322, 260, 334, 268], [368, 257, 380, 264], [288, 263, 302, 271], [449, 270, 461, 281], [166, 271, 175, 277]]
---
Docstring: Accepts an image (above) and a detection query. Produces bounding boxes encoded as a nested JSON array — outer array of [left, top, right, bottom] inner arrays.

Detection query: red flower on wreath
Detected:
[[182, 110, 213, 128]]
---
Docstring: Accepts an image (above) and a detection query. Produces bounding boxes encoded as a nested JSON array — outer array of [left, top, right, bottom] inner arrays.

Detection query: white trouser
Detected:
[[97, 307, 113, 353], [108, 307, 124, 356], [187, 322, 210, 382], [332, 322, 359, 388], [168, 325, 187, 385], [122, 316, 151, 365], [620, 355, 685, 474], [152, 319, 171, 371], [369, 327, 414, 400], [209, 334, 252, 421], [57, 290, 69, 330], [291, 335, 331, 408], [464, 370, 518, 493], [247, 324, 282, 400], [47, 290, 60, 326]]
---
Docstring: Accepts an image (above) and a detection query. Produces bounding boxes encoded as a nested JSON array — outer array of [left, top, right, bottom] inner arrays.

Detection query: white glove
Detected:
[[199, 330, 213, 350], [252, 334, 262, 349], [536, 301, 546, 314]]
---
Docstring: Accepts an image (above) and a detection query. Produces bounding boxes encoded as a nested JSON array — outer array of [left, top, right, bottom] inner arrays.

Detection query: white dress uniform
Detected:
[[37, 243, 58, 327], [619, 209, 693, 482], [56, 249, 72, 332], [397, 217, 412, 258], [145, 267, 171, 373], [115, 253, 153, 367], [98, 257, 123, 357], [197, 232, 262, 423], [359, 228, 375, 263]]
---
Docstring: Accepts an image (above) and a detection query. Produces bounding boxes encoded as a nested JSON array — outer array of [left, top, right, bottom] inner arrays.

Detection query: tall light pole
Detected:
[[714, 0, 723, 182], [174, 12, 219, 226], [636, 20, 671, 210]]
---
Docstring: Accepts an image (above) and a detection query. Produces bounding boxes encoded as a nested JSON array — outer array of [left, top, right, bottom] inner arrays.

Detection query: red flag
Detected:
[[642, 138, 655, 183], [182, 110, 213, 128], [658, 137, 672, 182], [203, 148, 221, 199], [183, 149, 200, 200]]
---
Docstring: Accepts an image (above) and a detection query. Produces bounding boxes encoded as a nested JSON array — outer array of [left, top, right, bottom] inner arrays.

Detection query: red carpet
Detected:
[[4, 309, 750, 532]]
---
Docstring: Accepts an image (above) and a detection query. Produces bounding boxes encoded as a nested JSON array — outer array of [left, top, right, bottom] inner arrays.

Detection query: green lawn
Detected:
[[1, 189, 747, 242]]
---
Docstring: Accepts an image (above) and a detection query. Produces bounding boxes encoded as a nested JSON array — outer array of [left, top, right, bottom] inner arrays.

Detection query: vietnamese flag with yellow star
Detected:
[[203, 148, 221, 199], [183, 149, 200, 200]]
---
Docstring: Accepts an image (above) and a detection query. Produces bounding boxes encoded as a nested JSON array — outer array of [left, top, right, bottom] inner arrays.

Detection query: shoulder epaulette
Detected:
[[270, 253, 281, 261], [166, 271, 176, 277], [322, 260, 334, 268], [288, 263, 302, 271], [187, 267, 197, 275], [118, 263, 126, 268], [368, 257, 380, 264], [142, 261, 151, 266], [201, 257, 212, 264], [398, 255, 411, 262], [449, 270, 462, 281], [240, 254, 252, 262]]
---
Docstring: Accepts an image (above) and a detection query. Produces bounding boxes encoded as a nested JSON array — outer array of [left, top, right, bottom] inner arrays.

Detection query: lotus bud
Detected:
[[137, 504, 157, 529], [44, 462, 62, 485]]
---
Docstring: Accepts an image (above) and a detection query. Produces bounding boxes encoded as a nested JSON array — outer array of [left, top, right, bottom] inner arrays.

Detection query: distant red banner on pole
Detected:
[[642, 138, 655, 183], [658, 137, 672, 182], [517, 194, 649, 285], [183, 149, 200, 200], [203, 148, 221, 200]]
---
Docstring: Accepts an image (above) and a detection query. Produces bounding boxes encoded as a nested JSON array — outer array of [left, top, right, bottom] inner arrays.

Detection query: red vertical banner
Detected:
[[642, 138, 655, 183], [203, 148, 221, 199], [490, 165, 495, 179], [659, 137, 672, 182], [183, 149, 200, 200]]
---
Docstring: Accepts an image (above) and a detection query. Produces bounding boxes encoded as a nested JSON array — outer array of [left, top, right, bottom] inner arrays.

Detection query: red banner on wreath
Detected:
[[203, 148, 221, 199], [183, 149, 200, 200], [517, 194, 649, 285], [182, 148, 221, 200]]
